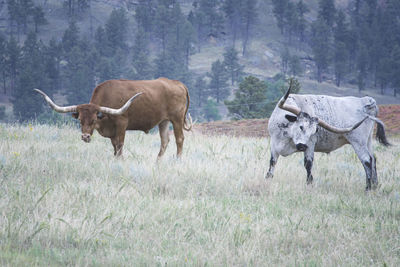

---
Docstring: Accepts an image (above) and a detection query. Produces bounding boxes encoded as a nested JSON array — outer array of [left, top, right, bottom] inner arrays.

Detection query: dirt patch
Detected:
[[194, 105, 400, 138]]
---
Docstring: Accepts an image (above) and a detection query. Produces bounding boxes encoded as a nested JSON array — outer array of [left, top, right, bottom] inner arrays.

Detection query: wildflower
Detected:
[[239, 212, 251, 223]]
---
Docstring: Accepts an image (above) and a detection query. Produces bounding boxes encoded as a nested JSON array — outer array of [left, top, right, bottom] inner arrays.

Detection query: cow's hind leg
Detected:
[[304, 149, 314, 185], [351, 142, 376, 190], [266, 150, 279, 179], [157, 120, 170, 160], [171, 120, 184, 158]]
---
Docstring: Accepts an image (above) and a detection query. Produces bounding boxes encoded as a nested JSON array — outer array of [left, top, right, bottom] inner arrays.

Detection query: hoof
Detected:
[[265, 172, 273, 179]]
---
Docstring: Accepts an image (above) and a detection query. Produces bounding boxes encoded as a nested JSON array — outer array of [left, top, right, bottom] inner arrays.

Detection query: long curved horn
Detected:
[[99, 92, 143, 115], [34, 89, 77, 113], [318, 116, 368, 134], [278, 79, 301, 115]]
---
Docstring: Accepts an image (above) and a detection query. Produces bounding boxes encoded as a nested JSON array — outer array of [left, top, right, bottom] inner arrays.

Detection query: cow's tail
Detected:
[[183, 84, 193, 131], [367, 115, 391, 146]]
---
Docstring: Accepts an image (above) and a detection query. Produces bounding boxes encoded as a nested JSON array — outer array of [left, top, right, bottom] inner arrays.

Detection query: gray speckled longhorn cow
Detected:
[[266, 80, 390, 190]]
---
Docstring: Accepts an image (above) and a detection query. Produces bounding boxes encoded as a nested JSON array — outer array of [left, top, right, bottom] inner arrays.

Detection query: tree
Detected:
[[191, 0, 224, 45], [191, 75, 208, 113], [288, 55, 303, 77], [318, 0, 336, 28], [63, 0, 89, 20], [131, 27, 153, 80], [32, 6, 47, 33], [271, 0, 289, 34], [222, 47, 243, 85], [105, 8, 129, 54], [296, 0, 309, 42], [44, 38, 62, 95], [333, 10, 349, 87], [134, 0, 156, 34], [6, 37, 20, 95], [203, 99, 221, 121], [62, 21, 80, 54], [310, 17, 332, 83], [207, 59, 229, 103], [0, 34, 7, 94], [356, 43, 368, 91], [240, 0, 257, 56], [225, 76, 268, 119], [12, 32, 47, 121], [223, 0, 241, 46]]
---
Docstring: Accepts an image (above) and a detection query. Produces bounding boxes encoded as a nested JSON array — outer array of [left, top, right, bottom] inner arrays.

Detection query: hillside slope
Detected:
[[194, 105, 400, 138]]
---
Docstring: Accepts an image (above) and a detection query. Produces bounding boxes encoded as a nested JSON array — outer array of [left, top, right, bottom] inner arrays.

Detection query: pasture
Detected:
[[0, 123, 399, 266]]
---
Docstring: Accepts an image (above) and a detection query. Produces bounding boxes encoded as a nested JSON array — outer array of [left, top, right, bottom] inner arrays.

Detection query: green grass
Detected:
[[0, 123, 399, 266]]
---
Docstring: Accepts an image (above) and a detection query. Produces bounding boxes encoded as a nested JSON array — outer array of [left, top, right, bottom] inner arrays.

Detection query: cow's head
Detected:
[[278, 79, 367, 151], [34, 89, 142, 143]]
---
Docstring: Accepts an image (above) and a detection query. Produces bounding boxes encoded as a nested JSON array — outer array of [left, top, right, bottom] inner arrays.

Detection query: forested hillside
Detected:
[[0, 0, 399, 122]]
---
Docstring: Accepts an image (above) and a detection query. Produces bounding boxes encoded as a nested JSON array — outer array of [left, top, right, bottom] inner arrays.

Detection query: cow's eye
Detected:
[[300, 126, 304, 131], [316, 127, 319, 133]]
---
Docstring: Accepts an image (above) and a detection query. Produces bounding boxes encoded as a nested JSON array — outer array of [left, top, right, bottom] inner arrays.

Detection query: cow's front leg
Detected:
[[304, 149, 314, 184], [110, 120, 128, 158], [266, 150, 279, 179]]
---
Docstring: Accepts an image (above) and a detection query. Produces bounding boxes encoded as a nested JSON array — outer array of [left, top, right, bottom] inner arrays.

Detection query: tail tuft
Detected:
[[376, 120, 390, 146], [184, 113, 193, 131]]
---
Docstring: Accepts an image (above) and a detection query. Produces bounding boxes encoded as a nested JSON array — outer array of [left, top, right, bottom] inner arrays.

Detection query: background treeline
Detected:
[[0, 0, 399, 123], [273, 0, 400, 94]]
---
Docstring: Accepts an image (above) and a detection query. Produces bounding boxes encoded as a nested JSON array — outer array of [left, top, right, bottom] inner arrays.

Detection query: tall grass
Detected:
[[0, 123, 399, 266]]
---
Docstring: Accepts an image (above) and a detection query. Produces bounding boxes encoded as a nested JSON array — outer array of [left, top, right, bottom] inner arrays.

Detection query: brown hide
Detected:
[[91, 78, 188, 134], [89, 78, 191, 157]]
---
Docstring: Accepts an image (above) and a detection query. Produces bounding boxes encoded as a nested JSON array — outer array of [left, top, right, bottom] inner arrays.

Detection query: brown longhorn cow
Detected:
[[35, 78, 192, 158]]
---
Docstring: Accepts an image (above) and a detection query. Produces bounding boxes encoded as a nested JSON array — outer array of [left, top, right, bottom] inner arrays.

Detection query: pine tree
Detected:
[[203, 99, 221, 121], [0, 34, 7, 94], [105, 8, 128, 54], [296, 0, 309, 43], [135, 0, 156, 35], [6, 37, 20, 95], [288, 55, 303, 77], [390, 44, 400, 97], [222, 47, 243, 85], [191, 0, 224, 44], [207, 59, 229, 103], [357, 43, 368, 91], [191, 75, 208, 113], [271, 0, 289, 34], [44, 38, 62, 95], [12, 32, 46, 121], [318, 0, 336, 28], [62, 21, 80, 54], [225, 76, 268, 119], [131, 27, 153, 80], [333, 10, 349, 87], [310, 17, 332, 83], [240, 0, 257, 56], [223, 0, 241, 46], [32, 6, 47, 33]]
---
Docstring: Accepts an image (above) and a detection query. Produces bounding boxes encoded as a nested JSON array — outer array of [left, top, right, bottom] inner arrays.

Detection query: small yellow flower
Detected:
[[29, 124, 33, 131], [13, 152, 20, 157], [239, 212, 251, 222]]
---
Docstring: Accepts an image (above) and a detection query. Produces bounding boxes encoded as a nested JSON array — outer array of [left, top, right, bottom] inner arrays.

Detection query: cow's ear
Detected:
[[72, 112, 79, 119], [97, 111, 104, 120], [285, 114, 297, 122]]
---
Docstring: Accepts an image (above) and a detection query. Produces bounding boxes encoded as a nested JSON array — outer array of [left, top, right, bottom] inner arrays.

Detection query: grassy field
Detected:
[[0, 123, 399, 266]]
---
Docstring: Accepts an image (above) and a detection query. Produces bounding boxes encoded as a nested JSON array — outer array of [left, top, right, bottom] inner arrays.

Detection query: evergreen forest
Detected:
[[0, 0, 399, 122]]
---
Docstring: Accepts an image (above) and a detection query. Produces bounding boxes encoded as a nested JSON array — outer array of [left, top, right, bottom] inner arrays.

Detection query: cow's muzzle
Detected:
[[81, 133, 91, 143], [296, 143, 308, 151]]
